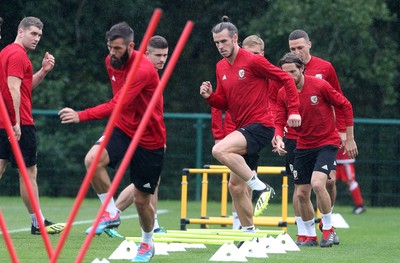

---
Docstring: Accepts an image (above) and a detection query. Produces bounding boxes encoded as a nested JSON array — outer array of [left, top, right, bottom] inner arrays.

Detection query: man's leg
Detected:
[[0, 159, 7, 180], [84, 145, 120, 235], [296, 184, 318, 246], [228, 172, 253, 230]]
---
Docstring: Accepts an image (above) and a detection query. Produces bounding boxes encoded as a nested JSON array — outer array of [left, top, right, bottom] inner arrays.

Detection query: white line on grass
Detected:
[[1, 209, 169, 234]]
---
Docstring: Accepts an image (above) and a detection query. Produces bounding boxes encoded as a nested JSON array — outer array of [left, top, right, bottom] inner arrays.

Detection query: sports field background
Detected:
[[1, 197, 399, 262]]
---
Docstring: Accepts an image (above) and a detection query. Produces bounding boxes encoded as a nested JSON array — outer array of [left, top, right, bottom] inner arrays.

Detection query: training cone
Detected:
[[91, 258, 110, 263], [275, 233, 300, 251], [209, 243, 247, 262], [109, 240, 138, 260], [258, 236, 287, 254], [332, 213, 350, 228], [237, 239, 268, 258], [154, 242, 170, 255]]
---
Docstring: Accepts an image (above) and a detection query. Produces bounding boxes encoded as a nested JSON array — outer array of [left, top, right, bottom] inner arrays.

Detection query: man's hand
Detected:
[[272, 135, 287, 156], [58, 107, 80, 123], [42, 52, 55, 73], [287, 114, 301, 128], [200, 81, 213, 99], [12, 124, 21, 141], [343, 139, 358, 159]]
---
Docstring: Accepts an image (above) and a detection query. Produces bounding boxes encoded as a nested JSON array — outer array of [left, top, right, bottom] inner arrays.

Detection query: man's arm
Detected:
[[32, 52, 55, 89], [8, 76, 22, 140]]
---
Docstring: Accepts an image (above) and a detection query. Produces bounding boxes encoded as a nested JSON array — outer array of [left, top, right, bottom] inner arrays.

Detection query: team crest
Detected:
[[310, 95, 318, 104], [292, 169, 298, 180], [315, 73, 322, 79], [238, 69, 245, 79]]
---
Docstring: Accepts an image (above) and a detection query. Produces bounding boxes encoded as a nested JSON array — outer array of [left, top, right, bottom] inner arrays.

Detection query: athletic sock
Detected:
[[232, 212, 241, 230], [246, 174, 266, 191], [321, 212, 332, 230], [303, 218, 317, 237], [153, 213, 160, 230], [141, 229, 154, 246], [98, 193, 118, 218], [30, 210, 45, 228], [349, 182, 364, 206], [295, 216, 307, 236]]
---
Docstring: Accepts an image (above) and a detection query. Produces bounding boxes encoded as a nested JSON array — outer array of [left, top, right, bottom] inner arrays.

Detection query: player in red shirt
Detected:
[[59, 22, 164, 261], [200, 16, 301, 233], [211, 35, 266, 230], [274, 53, 358, 247], [60, 36, 169, 239], [0, 17, 65, 235]]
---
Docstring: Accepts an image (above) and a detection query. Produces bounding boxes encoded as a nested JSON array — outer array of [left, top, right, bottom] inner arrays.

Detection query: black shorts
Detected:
[[97, 127, 165, 194], [285, 138, 297, 178], [0, 125, 37, 168], [293, 145, 338, 185], [237, 123, 274, 170]]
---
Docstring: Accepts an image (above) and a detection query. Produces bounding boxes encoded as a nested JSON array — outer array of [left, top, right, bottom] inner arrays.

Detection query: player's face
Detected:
[[289, 38, 311, 62], [19, 26, 42, 51], [281, 63, 303, 86], [146, 47, 168, 70], [107, 37, 132, 69], [243, 44, 264, 56], [213, 29, 237, 59]]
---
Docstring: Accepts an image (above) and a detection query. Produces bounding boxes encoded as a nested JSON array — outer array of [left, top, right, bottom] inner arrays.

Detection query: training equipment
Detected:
[[85, 211, 120, 235], [180, 165, 294, 231], [31, 219, 66, 235]]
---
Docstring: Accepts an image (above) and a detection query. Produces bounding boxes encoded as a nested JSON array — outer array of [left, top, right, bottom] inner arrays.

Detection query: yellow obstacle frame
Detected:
[[180, 165, 296, 232]]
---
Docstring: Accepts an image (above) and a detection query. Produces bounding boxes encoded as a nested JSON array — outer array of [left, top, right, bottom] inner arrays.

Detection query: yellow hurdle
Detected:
[[180, 165, 294, 232]]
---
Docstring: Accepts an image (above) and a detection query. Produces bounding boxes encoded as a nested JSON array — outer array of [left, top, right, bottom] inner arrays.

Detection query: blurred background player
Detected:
[[0, 17, 65, 235]]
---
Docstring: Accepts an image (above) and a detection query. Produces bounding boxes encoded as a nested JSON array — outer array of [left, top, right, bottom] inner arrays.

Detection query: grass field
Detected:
[[0, 197, 399, 263]]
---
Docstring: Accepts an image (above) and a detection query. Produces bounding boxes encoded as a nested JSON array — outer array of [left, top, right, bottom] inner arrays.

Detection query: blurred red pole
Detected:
[[76, 20, 194, 263], [0, 94, 53, 257], [0, 209, 19, 263], [50, 8, 163, 263]]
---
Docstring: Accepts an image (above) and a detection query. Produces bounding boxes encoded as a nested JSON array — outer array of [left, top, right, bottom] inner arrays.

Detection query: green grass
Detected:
[[1, 197, 399, 262]]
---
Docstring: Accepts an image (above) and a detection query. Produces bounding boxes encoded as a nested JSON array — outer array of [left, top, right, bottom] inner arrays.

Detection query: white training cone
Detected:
[[275, 233, 300, 251], [237, 239, 268, 258], [258, 236, 287, 254], [181, 243, 207, 249], [209, 243, 247, 262], [154, 242, 170, 255], [91, 258, 110, 263], [332, 213, 350, 228], [166, 243, 187, 252], [109, 240, 138, 260]]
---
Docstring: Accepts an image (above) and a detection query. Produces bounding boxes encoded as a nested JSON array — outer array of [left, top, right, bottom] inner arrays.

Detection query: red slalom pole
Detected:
[[51, 9, 162, 263], [0, 96, 54, 257], [76, 20, 194, 263], [0, 209, 19, 263]]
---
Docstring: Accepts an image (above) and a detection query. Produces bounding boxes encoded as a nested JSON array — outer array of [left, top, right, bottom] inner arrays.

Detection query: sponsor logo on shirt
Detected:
[[222, 75, 227, 80], [315, 73, 323, 79], [310, 95, 318, 104], [112, 75, 116, 81], [238, 69, 245, 79]]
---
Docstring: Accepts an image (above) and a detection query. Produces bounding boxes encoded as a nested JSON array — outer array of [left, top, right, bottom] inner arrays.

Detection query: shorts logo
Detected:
[[238, 69, 245, 79], [293, 169, 298, 180], [143, 183, 151, 189], [322, 165, 328, 170], [310, 95, 318, 104]]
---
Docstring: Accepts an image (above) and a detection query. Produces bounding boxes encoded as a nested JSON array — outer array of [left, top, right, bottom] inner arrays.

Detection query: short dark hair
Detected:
[[149, 35, 168, 49], [106, 22, 134, 44], [18, 16, 43, 30], [278, 52, 305, 69], [288, 29, 310, 41], [211, 15, 238, 37]]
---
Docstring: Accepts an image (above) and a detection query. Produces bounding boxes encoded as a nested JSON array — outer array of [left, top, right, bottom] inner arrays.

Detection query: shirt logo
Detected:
[[310, 95, 318, 104], [112, 75, 116, 81], [222, 75, 227, 80], [238, 69, 245, 79], [315, 73, 323, 79]]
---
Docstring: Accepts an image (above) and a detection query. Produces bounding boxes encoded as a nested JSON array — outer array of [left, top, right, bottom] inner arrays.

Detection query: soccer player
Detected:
[[200, 16, 301, 233], [211, 35, 268, 230], [0, 17, 65, 235], [59, 22, 165, 262], [274, 52, 358, 247], [287, 29, 352, 243]]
